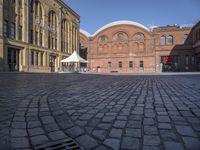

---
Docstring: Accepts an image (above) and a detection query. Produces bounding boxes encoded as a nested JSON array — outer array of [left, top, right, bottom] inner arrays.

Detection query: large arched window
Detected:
[[35, 1, 43, 46], [168, 35, 173, 45], [48, 11, 57, 49], [61, 19, 68, 52], [161, 36, 166, 45]]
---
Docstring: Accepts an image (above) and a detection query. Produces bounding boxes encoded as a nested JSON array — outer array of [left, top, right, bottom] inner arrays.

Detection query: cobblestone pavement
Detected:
[[0, 73, 200, 150]]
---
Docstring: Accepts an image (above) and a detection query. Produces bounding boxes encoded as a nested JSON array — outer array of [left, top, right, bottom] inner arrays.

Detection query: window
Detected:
[[35, 31, 38, 45], [140, 60, 144, 68], [30, 30, 33, 44], [185, 56, 189, 65], [183, 34, 188, 43], [161, 36, 166, 45], [168, 36, 173, 45], [31, 51, 34, 65], [129, 61, 133, 68], [3, 20, 8, 38], [36, 52, 38, 65], [48, 36, 50, 48], [18, 26, 22, 41], [41, 52, 43, 66], [40, 33, 43, 46], [192, 56, 195, 65], [11, 23, 16, 39], [108, 61, 112, 68], [55, 38, 57, 50], [118, 61, 122, 68]]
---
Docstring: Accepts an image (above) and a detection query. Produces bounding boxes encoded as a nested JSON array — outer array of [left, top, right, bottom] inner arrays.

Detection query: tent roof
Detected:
[[61, 51, 88, 63]]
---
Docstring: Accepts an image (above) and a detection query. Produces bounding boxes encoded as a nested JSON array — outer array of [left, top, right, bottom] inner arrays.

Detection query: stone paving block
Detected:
[[144, 126, 158, 135], [48, 130, 67, 141], [11, 137, 30, 148], [109, 128, 122, 138], [11, 129, 28, 137], [126, 128, 142, 138], [157, 116, 171, 123], [121, 136, 140, 149], [30, 135, 49, 146], [175, 125, 198, 137], [102, 116, 116, 123], [76, 134, 98, 150], [164, 142, 184, 150], [158, 123, 172, 129], [28, 128, 45, 136], [65, 126, 85, 138], [98, 123, 112, 130], [92, 130, 107, 140], [113, 120, 126, 128], [41, 116, 55, 124], [182, 137, 200, 150], [143, 135, 160, 146], [103, 138, 120, 150]]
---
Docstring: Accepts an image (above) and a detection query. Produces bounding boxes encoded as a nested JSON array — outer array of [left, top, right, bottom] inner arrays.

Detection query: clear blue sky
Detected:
[[64, 0, 200, 34]]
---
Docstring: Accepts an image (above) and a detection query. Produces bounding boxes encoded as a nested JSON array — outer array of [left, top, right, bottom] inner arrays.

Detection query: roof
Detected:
[[80, 20, 150, 37], [61, 51, 87, 63]]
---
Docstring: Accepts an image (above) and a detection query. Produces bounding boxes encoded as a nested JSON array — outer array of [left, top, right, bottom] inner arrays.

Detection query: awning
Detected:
[[61, 51, 88, 63]]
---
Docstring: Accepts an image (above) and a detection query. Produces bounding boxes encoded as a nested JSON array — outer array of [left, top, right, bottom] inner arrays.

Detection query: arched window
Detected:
[[183, 34, 188, 43], [161, 36, 166, 45], [168, 35, 173, 45], [61, 20, 68, 52], [48, 11, 57, 49]]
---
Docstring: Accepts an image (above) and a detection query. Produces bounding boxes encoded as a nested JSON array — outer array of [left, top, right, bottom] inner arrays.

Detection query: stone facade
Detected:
[[191, 21, 200, 70], [80, 21, 198, 73], [0, 0, 80, 72]]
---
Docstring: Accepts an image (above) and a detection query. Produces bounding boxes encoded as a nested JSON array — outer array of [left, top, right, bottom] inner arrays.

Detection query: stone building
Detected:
[[0, 0, 80, 72], [191, 21, 200, 70], [80, 20, 198, 73]]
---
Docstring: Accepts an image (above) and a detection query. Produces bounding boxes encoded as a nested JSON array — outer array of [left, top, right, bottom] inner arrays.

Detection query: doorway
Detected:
[[7, 48, 19, 71]]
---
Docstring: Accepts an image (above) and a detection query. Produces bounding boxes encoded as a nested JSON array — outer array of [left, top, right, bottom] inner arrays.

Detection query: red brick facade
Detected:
[[80, 21, 198, 73]]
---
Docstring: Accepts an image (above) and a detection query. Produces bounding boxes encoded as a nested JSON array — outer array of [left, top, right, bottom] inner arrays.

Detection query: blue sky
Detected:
[[65, 0, 200, 34]]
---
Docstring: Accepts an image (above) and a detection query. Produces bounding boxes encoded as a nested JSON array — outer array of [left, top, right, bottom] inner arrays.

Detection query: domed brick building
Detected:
[[80, 20, 197, 73]]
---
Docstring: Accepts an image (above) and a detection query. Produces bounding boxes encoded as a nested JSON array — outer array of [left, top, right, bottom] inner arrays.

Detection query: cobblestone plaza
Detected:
[[0, 73, 200, 150]]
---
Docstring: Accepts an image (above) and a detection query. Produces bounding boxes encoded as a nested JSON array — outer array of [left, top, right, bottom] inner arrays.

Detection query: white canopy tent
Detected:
[[61, 51, 88, 63], [60, 51, 88, 73]]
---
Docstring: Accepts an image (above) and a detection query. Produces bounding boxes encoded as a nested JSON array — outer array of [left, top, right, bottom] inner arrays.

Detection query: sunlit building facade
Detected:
[[0, 0, 80, 72], [80, 21, 199, 73]]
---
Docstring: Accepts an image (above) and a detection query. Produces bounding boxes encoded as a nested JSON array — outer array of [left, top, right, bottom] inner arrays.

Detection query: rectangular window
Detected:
[[11, 23, 16, 39], [192, 56, 195, 65], [18, 26, 22, 41], [129, 61, 133, 68], [185, 56, 189, 65], [35, 31, 38, 45], [108, 61, 112, 68], [31, 51, 34, 65], [52, 37, 54, 49], [140, 60, 144, 68], [55, 39, 57, 50], [48, 36, 50, 48], [118, 61, 122, 68], [30, 30, 33, 44], [40, 33, 43, 46], [3, 20, 8, 38], [36, 52, 38, 65], [41, 52, 43, 66]]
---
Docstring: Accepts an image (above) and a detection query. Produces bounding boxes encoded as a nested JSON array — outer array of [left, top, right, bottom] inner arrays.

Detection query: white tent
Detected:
[[61, 51, 87, 63]]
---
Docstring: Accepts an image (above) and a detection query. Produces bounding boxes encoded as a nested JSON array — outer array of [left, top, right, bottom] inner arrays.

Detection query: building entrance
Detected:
[[7, 48, 19, 71]]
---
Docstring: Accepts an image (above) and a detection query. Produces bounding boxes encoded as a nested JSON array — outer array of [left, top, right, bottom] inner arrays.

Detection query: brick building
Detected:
[[0, 0, 80, 72], [80, 20, 198, 73]]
